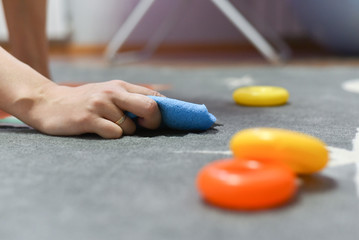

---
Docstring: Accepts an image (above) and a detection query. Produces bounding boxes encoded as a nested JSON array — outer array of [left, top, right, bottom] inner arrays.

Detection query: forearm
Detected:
[[2, 0, 50, 78], [0, 47, 54, 119]]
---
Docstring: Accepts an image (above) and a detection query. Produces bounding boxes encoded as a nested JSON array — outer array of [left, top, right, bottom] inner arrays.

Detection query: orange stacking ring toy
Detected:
[[196, 158, 297, 210]]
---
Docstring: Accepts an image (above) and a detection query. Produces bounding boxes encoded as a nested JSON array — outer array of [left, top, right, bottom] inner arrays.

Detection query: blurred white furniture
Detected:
[[104, 0, 290, 64]]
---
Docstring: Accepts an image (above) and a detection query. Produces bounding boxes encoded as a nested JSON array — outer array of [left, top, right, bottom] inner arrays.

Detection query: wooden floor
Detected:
[[50, 50, 359, 68], [3, 39, 358, 67]]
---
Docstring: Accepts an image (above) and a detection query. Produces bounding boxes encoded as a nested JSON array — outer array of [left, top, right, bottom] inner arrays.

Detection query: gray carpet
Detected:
[[1, 62, 359, 240]]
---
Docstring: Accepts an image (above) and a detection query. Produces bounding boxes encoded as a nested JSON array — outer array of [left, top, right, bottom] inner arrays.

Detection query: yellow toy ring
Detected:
[[233, 86, 289, 106]]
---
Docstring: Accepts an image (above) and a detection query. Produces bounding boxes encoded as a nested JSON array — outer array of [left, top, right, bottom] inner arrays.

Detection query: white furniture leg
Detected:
[[210, 0, 286, 64], [104, 0, 156, 61], [141, 0, 193, 57], [104, 0, 193, 63], [105, 0, 290, 64]]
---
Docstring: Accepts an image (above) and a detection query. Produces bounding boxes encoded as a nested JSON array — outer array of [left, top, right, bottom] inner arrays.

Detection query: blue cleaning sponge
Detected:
[[128, 96, 217, 131]]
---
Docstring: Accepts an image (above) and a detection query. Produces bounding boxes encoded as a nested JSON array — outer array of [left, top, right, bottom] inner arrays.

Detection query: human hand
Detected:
[[19, 80, 164, 138]]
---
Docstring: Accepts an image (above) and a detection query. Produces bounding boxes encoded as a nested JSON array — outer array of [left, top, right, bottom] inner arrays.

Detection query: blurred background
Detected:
[[0, 0, 358, 63]]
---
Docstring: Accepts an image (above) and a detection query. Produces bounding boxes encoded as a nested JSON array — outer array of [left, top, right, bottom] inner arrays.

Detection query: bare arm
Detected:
[[0, 47, 162, 138], [2, 0, 50, 78]]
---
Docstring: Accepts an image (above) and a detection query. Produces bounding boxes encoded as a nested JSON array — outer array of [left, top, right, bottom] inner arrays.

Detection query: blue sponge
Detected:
[[127, 96, 217, 131]]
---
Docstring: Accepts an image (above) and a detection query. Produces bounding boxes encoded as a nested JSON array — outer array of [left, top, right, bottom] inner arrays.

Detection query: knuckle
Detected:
[[143, 99, 158, 115], [87, 94, 106, 111], [111, 79, 126, 87], [152, 91, 162, 97]]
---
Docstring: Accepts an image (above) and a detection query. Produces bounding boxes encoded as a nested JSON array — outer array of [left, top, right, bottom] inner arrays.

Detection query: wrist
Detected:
[[8, 71, 56, 122], [0, 47, 55, 123]]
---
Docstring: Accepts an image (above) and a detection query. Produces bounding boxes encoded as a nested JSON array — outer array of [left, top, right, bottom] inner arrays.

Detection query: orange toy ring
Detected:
[[196, 158, 297, 210]]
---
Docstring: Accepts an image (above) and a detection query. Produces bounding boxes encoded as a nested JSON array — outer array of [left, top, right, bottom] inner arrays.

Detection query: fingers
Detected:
[[82, 80, 164, 138], [114, 115, 136, 135], [97, 102, 136, 135], [119, 80, 166, 97], [114, 93, 162, 129], [91, 118, 124, 139]]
